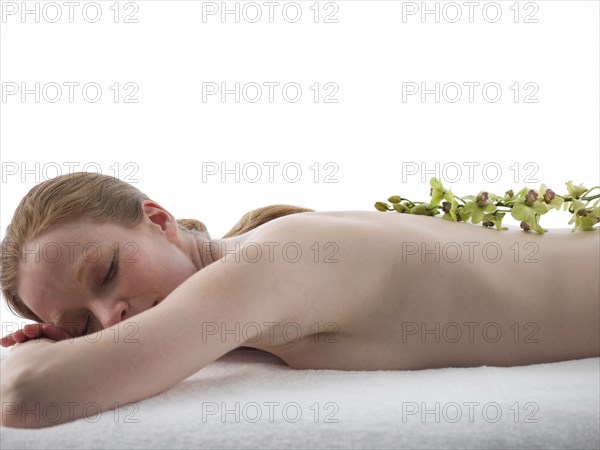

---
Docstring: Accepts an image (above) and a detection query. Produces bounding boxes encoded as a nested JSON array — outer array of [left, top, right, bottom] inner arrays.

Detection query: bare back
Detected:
[[240, 211, 600, 370]]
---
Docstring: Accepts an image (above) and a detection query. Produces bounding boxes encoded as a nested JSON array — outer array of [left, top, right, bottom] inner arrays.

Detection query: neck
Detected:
[[185, 230, 252, 271]]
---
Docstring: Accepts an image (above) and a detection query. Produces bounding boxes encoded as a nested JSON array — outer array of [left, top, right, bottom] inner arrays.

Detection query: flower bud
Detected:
[[476, 192, 489, 204], [388, 196, 401, 204], [527, 189, 538, 202], [374, 202, 389, 212], [543, 188, 556, 203], [393, 203, 408, 213], [410, 204, 429, 215]]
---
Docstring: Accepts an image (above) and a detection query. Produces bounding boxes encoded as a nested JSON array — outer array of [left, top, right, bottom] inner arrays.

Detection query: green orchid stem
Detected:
[[558, 193, 600, 202], [582, 186, 600, 197]]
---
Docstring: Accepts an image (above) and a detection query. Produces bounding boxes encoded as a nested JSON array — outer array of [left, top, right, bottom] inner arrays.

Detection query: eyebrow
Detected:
[[76, 250, 97, 283]]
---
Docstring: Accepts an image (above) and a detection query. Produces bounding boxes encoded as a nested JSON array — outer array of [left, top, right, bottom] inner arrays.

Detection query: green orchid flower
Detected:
[[567, 199, 599, 231], [375, 177, 597, 232], [510, 187, 552, 233], [566, 180, 588, 198], [481, 211, 508, 230], [575, 210, 599, 231], [429, 177, 455, 208], [460, 191, 497, 224], [538, 184, 564, 211], [441, 197, 460, 222], [518, 215, 547, 234], [566, 198, 586, 224]]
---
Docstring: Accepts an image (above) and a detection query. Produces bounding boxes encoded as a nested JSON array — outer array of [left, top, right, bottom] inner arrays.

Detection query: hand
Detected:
[[0, 323, 74, 347]]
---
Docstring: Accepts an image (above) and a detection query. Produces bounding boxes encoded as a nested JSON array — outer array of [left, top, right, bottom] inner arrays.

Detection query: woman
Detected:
[[1, 172, 598, 428]]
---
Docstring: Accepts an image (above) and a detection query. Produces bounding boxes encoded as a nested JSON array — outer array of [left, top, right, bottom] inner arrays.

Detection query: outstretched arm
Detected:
[[1, 251, 273, 428]]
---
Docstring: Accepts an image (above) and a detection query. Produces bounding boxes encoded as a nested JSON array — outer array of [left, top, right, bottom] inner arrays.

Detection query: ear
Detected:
[[141, 201, 177, 240]]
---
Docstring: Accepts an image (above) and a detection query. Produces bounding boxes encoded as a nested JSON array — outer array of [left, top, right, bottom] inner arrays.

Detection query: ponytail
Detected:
[[177, 204, 314, 239]]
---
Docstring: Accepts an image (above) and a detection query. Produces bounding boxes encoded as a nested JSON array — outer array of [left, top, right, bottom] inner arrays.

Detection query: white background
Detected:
[[1, 0, 599, 331]]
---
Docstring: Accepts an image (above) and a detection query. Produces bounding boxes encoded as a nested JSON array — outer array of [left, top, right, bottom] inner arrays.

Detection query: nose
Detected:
[[93, 300, 129, 329]]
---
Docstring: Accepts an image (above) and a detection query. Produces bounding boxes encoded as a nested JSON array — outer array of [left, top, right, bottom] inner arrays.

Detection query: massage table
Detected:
[[1, 346, 598, 449]]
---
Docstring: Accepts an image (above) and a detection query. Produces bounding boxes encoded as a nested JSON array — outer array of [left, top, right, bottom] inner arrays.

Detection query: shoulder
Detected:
[[248, 210, 385, 238]]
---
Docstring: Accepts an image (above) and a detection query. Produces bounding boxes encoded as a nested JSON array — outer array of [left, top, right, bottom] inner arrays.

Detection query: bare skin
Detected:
[[1, 205, 598, 427], [251, 210, 599, 370]]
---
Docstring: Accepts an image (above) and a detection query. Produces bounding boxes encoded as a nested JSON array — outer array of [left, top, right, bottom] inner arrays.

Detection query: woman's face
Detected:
[[16, 202, 200, 337]]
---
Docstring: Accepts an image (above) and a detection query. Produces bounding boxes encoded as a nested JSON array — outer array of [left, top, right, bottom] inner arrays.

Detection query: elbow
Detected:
[[2, 384, 30, 429], [1, 364, 47, 429]]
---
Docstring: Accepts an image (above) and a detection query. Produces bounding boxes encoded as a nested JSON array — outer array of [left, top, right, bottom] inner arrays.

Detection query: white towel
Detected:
[[1, 347, 599, 449]]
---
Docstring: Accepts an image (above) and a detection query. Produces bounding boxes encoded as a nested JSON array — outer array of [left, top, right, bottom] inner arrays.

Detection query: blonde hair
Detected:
[[0, 172, 313, 323]]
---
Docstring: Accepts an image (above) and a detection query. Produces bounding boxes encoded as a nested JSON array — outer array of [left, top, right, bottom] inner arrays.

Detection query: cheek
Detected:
[[126, 254, 198, 295]]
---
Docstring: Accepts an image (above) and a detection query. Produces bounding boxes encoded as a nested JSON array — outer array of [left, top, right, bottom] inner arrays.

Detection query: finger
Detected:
[[22, 323, 44, 338], [0, 334, 17, 347], [42, 324, 73, 341], [8, 330, 28, 343]]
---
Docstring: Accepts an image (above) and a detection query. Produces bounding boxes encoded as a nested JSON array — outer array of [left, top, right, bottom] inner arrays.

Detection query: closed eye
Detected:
[[101, 250, 118, 286], [82, 314, 91, 336]]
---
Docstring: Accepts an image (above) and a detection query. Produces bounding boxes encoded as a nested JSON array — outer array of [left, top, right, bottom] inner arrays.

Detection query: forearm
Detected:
[[1, 254, 269, 428], [2, 319, 213, 428], [2, 322, 224, 428]]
